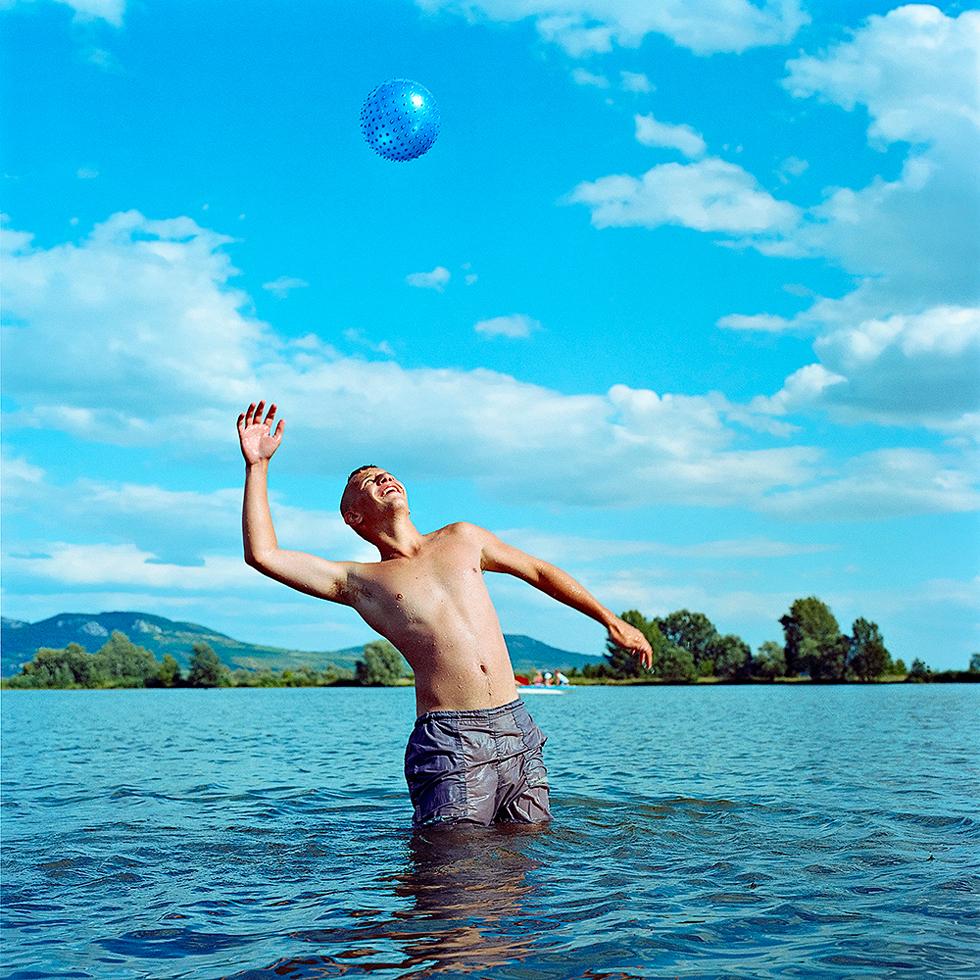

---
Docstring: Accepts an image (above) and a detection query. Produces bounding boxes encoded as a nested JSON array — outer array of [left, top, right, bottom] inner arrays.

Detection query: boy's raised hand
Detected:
[[238, 401, 284, 464]]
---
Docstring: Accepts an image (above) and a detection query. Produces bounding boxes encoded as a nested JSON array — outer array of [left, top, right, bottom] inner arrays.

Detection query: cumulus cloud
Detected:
[[634, 113, 706, 158], [571, 67, 609, 88], [496, 528, 833, 563], [2, 211, 973, 518], [784, 5, 979, 149], [405, 265, 451, 291], [32, 0, 126, 25], [783, 7, 979, 301], [717, 313, 793, 333], [262, 276, 309, 298], [6, 543, 253, 590], [416, 0, 808, 55], [567, 157, 800, 236], [750, 364, 847, 416], [699, 8, 980, 437], [474, 313, 541, 338], [1, 211, 264, 423], [762, 449, 980, 521], [619, 70, 651, 93]]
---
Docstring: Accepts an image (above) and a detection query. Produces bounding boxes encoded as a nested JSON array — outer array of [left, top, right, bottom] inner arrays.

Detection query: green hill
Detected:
[[1, 611, 601, 677]]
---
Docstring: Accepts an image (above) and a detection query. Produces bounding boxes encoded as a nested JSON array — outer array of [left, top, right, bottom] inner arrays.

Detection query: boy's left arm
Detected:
[[475, 526, 653, 668]]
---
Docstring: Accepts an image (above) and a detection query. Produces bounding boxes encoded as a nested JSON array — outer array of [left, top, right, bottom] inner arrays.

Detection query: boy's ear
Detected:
[[344, 510, 362, 528]]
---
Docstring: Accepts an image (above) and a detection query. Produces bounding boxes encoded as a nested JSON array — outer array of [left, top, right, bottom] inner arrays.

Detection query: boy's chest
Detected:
[[354, 538, 483, 615]]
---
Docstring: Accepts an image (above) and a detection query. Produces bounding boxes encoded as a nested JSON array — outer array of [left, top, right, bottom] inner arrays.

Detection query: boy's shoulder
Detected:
[[434, 521, 491, 541]]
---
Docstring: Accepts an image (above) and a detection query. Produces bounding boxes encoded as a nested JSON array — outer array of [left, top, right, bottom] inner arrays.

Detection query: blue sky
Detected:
[[2, 0, 977, 668]]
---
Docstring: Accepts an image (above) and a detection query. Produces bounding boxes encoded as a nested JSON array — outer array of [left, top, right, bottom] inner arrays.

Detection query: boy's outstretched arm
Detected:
[[239, 401, 350, 603], [476, 527, 653, 669]]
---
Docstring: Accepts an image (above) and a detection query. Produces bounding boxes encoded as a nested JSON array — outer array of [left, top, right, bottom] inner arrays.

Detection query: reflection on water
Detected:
[[253, 824, 547, 979], [2, 685, 979, 978]]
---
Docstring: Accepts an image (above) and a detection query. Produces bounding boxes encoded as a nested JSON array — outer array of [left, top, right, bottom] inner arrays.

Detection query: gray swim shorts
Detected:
[[404, 698, 551, 827]]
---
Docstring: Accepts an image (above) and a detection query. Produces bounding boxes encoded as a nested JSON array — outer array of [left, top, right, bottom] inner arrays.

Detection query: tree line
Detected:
[[3, 609, 976, 690], [580, 596, 979, 683], [1, 632, 411, 690]]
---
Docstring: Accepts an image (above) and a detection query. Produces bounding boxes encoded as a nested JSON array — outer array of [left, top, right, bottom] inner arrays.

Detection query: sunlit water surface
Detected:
[[2, 685, 978, 978]]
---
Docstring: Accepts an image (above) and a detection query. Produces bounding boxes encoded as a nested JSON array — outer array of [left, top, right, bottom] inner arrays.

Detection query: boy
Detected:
[[239, 401, 652, 826]]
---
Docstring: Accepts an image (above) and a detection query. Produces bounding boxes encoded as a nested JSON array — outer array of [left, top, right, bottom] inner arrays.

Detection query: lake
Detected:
[[1, 685, 977, 978]]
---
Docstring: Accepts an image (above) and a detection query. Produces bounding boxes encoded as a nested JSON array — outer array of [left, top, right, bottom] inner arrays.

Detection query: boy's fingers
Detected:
[[274, 419, 284, 439], [264, 403, 277, 425], [244, 402, 256, 425]]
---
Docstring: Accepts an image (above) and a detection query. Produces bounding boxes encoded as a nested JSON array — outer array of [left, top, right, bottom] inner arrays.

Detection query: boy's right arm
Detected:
[[240, 401, 350, 604]]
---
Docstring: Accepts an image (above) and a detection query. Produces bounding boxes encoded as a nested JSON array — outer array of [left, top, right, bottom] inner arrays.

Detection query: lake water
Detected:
[[1, 685, 978, 978]]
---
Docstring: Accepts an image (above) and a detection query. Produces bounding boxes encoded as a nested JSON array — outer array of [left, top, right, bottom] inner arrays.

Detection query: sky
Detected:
[[1, 0, 978, 668]]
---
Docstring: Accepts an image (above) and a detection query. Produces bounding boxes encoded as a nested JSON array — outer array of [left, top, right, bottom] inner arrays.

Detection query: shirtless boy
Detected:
[[238, 400, 653, 827]]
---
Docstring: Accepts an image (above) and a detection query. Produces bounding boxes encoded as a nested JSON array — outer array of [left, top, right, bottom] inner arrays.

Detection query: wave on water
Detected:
[[2, 686, 978, 978]]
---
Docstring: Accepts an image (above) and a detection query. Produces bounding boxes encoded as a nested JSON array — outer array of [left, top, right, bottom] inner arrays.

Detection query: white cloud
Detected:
[[812, 306, 980, 428], [262, 276, 309, 298], [571, 67, 609, 88], [1, 451, 45, 506], [3, 211, 973, 519], [416, 0, 808, 55], [474, 313, 541, 338], [778, 6, 980, 307], [405, 265, 451, 291], [717, 313, 793, 333], [496, 528, 833, 563], [76, 167, 99, 180], [6, 543, 254, 590], [762, 449, 980, 521], [568, 157, 800, 235], [619, 70, 651, 93], [748, 306, 980, 434], [343, 328, 395, 357], [634, 113, 706, 158], [750, 363, 847, 416], [784, 5, 979, 149], [35, 0, 125, 25], [711, 8, 979, 438], [775, 156, 807, 183]]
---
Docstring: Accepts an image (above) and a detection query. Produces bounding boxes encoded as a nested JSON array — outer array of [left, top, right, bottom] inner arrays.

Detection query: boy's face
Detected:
[[343, 468, 408, 528]]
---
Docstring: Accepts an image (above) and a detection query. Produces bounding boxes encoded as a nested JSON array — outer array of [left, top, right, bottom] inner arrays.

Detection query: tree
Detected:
[[780, 597, 844, 679], [712, 634, 752, 680], [14, 643, 96, 688], [156, 654, 182, 687], [893, 658, 907, 675], [355, 640, 409, 686], [907, 658, 931, 682], [753, 641, 786, 681], [654, 610, 719, 676], [970, 653, 980, 673], [656, 644, 697, 682], [94, 631, 159, 687], [187, 643, 229, 688], [848, 618, 890, 682]]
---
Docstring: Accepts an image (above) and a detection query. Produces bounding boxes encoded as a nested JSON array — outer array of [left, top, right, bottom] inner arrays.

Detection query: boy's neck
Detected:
[[373, 514, 425, 560]]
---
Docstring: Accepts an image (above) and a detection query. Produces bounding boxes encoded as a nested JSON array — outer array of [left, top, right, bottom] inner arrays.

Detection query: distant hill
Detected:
[[0, 611, 602, 677]]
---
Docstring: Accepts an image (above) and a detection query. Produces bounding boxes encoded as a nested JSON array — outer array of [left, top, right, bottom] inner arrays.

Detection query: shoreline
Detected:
[[5, 674, 979, 692]]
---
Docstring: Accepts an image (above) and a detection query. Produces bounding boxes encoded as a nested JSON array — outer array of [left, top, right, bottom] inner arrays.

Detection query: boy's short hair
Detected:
[[340, 464, 379, 516]]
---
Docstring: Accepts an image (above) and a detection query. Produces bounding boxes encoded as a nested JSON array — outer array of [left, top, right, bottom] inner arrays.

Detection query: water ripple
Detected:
[[2, 685, 978, 978]]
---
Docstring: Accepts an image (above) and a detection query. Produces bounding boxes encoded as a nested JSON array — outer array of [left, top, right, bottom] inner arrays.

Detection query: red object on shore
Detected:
[[514, 675, 530, 686]]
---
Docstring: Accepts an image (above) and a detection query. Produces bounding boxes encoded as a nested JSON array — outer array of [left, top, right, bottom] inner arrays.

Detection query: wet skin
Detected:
[[343, 520, 518, 713], [238, 401, 653, 715]]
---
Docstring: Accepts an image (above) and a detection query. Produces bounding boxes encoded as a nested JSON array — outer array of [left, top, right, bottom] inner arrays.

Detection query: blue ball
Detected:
[[360, 79, 441, 162]]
